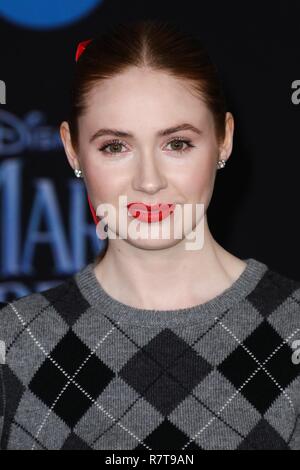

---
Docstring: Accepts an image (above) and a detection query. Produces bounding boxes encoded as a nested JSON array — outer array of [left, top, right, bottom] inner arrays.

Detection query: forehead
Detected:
[[80, 67, 213, 130]]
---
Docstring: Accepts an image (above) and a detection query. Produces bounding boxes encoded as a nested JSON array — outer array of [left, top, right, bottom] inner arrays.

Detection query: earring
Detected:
[[217, 159, 226, 170], [74, 168, 83, 178]]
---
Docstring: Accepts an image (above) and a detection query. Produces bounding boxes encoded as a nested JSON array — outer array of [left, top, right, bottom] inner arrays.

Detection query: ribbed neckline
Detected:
[[73, 257, 268, 327]]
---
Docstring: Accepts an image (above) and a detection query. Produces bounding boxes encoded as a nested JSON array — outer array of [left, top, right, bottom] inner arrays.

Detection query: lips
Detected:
[[127, 203, 176, 223]]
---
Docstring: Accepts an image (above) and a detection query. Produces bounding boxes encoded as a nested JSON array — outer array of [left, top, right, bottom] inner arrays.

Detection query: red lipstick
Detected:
[[127, 202, 176, 223]]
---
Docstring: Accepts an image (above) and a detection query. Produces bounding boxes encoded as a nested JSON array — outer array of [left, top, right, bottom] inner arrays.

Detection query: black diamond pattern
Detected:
[[119, 329, 212, 415], [29, 330, 115, 427], [134, 418, 202, 450], [237, 418, 290, 449], [42, 279, 90, 326], [1, 365, 26, 450], [218, 321, 300, 413], [247, 270, 299, 318], [62, 432, 93, 449]]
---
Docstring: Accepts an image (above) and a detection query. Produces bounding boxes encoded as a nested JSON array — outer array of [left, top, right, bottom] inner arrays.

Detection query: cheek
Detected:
[[176, 160, 215, 199], [84, 164, 129, 212]]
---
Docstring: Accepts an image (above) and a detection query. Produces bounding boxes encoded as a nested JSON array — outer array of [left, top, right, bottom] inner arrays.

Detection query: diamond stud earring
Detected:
[[74, 168, 83, 178], [217, 159, 226, 169]]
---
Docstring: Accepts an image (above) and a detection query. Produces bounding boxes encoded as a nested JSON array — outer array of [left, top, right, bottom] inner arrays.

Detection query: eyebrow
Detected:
[[89, 122, 202, 143]]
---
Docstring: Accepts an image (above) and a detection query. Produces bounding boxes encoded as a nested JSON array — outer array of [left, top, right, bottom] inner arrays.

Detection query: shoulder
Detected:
[[263, 263, 300, 291], [253, 262, 300, 308], [249, 262, 300, 340], [0, 273, 80, 347]]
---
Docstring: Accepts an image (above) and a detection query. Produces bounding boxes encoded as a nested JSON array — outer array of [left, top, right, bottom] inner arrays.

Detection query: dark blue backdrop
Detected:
[[1, 0, 300, 301]]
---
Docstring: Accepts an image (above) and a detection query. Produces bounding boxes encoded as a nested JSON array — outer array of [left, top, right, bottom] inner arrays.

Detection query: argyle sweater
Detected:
[[1, 257, 300, 450]]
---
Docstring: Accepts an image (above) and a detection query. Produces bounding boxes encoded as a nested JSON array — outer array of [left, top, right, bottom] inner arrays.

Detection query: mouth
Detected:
[[127, 202, 176, 223]]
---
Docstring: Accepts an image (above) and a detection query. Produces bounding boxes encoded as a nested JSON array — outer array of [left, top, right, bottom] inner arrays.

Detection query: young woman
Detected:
[[1, 19, 300, 451]]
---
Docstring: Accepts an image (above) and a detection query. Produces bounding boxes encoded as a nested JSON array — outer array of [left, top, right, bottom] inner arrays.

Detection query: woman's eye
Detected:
[[165, 138, 195, 154], [99, 140, 126, 154]]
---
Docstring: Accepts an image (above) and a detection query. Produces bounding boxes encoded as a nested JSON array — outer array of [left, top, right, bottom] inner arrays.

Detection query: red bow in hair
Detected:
[[75, 39, 93, 62]]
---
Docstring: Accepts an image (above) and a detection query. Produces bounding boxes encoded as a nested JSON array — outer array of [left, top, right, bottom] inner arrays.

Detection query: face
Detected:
[[61, 66, 233, 251]]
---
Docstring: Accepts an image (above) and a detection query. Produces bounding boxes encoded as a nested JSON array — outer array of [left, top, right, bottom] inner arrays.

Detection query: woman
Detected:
[[1, 19, 300, 451]]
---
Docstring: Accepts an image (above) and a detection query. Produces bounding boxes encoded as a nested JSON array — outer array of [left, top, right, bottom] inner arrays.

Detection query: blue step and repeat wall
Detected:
[[1, 1, 300, 301]]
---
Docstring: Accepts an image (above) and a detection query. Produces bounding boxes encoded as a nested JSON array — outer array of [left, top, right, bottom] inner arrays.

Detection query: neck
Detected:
[[93, 216, 247, 310]]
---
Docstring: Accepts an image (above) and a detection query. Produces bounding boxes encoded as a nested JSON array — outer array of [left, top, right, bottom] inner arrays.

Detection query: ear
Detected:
[[219, 112, 234, 162], [60, 121, 80, 171]]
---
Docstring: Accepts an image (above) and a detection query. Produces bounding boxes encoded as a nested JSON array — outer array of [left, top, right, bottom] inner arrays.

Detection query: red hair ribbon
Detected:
[[75, 39, 97, 225], [75, 38, 93, 62], [87, 194, 99, 226]]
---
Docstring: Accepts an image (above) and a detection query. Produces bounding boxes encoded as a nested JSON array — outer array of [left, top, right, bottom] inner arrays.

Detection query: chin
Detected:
[[124, 236, 182, 251]]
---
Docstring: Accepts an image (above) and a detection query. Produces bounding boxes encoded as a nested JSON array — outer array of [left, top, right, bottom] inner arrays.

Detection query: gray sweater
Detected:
[[1, 257, 300, 450]]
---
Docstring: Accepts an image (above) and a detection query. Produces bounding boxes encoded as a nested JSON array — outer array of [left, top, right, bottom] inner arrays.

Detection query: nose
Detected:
[[132, 150, 167, 194]]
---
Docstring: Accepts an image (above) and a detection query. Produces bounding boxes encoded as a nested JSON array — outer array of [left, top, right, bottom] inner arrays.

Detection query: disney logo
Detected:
[[0, 110, 62, 156]]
